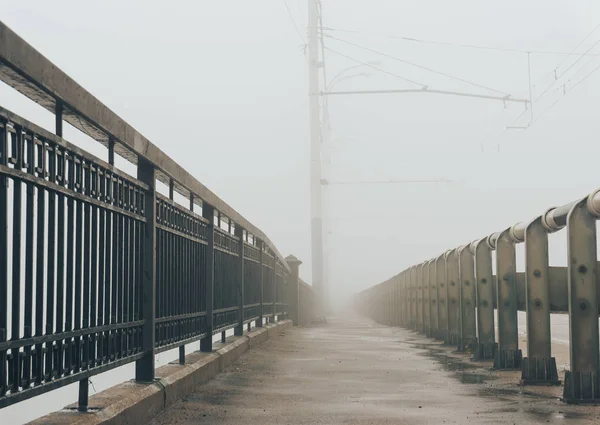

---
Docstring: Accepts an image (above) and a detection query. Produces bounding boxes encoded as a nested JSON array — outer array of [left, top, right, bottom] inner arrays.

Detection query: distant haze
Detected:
[[2, 0, 600, 316]]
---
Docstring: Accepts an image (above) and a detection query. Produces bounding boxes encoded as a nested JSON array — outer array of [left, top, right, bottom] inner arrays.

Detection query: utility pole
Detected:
[[308, 0, 325, 313]]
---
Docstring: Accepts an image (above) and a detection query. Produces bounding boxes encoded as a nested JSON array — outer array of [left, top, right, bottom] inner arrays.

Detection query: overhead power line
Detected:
[[533, 35, 600, 103], [529, 61, 600, 127], [282, 0, 306, 44], [323, 88, 529, 104], [321, 26, 600, 57], [326, 34, 509, 95], [324, 46, 426, 87], [322, 178, 451, 186], [545, 22, 600, 80]]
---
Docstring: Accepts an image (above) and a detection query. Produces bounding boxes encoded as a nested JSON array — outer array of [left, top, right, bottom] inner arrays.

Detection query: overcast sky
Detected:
[[3, 0, 600, 312]]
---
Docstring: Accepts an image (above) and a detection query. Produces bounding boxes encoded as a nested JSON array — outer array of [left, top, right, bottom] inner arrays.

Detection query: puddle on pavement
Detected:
[[411, 343, 497, 385], [479, 405, 589, 421]]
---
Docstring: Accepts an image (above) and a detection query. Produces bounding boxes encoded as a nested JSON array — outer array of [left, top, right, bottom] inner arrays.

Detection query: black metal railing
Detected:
[[0, 109, 147, 406], [155, 194, 209, 352], [262, 250, 276, 318], [0, 21, 310, 413]]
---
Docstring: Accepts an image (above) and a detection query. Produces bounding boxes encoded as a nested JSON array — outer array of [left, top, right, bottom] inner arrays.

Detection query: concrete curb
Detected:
[[29, 320, 293, 425]]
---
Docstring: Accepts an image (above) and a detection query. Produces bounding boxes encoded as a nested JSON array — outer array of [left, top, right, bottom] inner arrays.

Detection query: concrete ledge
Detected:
[[29, 321, 293, 425]]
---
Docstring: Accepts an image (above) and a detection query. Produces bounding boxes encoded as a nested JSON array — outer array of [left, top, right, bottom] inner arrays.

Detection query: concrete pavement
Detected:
[[148, 315, 600, 424]]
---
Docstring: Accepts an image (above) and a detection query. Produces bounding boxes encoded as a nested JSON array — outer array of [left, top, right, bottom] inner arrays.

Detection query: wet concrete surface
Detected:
[[149, 316, 600, 424]]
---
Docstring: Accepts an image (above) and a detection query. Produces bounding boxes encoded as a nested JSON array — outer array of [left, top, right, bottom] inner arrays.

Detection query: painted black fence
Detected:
[[0, 21, 316, 412]]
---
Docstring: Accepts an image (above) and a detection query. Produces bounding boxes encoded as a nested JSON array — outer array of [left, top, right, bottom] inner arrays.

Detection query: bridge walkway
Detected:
[[149, 315, 595, 425]]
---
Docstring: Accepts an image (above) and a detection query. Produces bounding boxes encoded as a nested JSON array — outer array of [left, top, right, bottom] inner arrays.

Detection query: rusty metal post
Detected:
[[445, 249, 459, 346], [521, 217, 559, 385], [428, 259, 437, 338], [493, 229, 522, 369], [422, 262, 430, 336], [435, 255, 447, 341], [473, 238, 496, 360], [562, 197, 600, 403], [457, 245, 476, 352]]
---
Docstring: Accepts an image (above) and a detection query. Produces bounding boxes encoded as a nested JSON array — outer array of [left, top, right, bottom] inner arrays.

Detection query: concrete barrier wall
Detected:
[[29, 321, 293, 425]]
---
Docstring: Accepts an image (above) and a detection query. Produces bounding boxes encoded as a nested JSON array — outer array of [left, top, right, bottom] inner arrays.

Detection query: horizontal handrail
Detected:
[[357, 186, 600, 403], [0, 21, 289, 273]]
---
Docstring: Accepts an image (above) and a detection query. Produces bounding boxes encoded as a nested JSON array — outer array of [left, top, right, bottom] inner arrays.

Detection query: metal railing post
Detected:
[[473, 238, 496, 360], [428, 260, 437, 338], [521, 216, 559, 385], [562, 198, 600, 403], [135, 157, 156, 382], [445, 249, 459, 346], [416, 264, 423, 333], [389, 280, 394, 325], [286, 255, 302, 325], [402, 270, 408, 327], [200, 205, 215, 352], [55, 101, 63, 137], [395, 274, 401, 326], [435, 255, 447, 341], [423, 262, 430, 336], [493, 229, 522, 369], [410, 266, 416, 330], [457, 245, 476, 352], [235, 225, 245, 336], [257, 239, 264, 327], [272, 260, 277, 323]]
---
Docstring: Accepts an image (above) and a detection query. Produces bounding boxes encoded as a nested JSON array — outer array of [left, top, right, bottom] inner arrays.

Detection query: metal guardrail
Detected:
[[0, 21, 315, 412], [356, 189, 600, 404]]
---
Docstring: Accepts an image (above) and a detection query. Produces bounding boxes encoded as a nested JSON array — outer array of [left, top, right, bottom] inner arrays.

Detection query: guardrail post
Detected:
[[395, 274, 401, 326], [473, 238, 496, 360], [423, 262, 430, 335], [521, 216, 559, 385], [562, 198, 600, 403], [493, 229, 522, 369], [200, 204, 215, 352], [234, 225, 245, 336], [286, 255, 302, 325], [435, 255, 447, 341], [386, 281, 391, 325], [135, 157, 156, 382], [272, 260, 277, 323], [416, 264, 423, 333], [402, 270, 408, 327], [389, 280, 394, 325], [390, 278, 396, 325], [457, 245, 476, 352], [428, 260, 437, 338], [393, 277, 398, 325], [445, 249, 459, 346], [410, 266, 417, 330], [388, 280, 393, 325]]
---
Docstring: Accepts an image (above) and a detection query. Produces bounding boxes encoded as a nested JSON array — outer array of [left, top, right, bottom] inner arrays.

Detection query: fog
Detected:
[[3, 1, 600, 319]]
